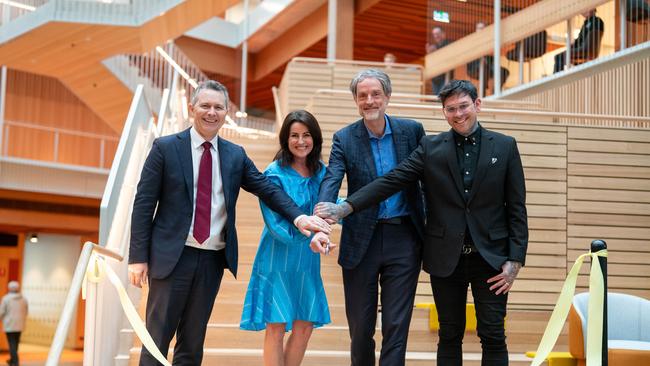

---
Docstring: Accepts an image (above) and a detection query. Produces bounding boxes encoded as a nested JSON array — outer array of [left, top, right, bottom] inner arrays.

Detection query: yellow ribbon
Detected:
[[83, 254, 172, 366], [531, 249, 607, 366]]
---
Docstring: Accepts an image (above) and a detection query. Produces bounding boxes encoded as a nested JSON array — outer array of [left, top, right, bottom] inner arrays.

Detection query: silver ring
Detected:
[[505, 282, 510, 286]]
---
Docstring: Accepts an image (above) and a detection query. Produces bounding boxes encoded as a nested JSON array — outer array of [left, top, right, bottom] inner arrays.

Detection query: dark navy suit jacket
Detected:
[[129, 128, 303, 279], [318, 116, 426, 269]]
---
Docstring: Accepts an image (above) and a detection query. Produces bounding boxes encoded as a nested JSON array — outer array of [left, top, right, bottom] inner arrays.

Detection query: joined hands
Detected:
[[313, 201, 353, 223]]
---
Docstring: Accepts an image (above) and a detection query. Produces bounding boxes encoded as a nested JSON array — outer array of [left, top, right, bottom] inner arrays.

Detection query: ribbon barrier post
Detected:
[[83, 253, 172, 366], [591, 239, 608, 366], [530, 241, 608, 366]]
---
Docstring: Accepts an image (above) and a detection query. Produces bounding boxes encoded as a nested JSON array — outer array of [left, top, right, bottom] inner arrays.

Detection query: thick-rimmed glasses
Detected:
[[443, 102, 474, 115]]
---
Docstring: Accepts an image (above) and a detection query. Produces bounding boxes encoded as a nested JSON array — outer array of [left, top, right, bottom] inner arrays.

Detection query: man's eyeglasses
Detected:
[[443, 102, 474, 115]]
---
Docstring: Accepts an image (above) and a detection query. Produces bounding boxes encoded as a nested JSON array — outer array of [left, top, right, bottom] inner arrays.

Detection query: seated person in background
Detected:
[[426, 26, 454, 95], [554, 9, 605, 73], [626, 0, 650, 23], [466, 22, 510, 95]]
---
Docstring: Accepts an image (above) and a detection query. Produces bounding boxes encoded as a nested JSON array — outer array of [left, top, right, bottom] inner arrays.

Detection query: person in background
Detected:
[[383, 52, 396, 67], [466, 22, 510, 96], [0, 281, 29, 366], [426, 26, 454, 95], [553, 8, 605, 73], [240, 110, 333, 366]]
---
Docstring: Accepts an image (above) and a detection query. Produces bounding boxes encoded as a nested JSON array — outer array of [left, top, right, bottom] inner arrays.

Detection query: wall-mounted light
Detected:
[[29, 233, 38, 243]]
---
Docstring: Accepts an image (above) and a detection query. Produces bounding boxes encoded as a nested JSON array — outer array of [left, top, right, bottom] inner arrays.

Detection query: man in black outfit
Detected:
[[554, 9, 605, 73], [427, 26, 454, 95], [315, 80, 528, 366]]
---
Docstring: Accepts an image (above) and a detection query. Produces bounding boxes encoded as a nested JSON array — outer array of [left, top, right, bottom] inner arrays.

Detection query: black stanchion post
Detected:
[[591, 239, 608, 366]]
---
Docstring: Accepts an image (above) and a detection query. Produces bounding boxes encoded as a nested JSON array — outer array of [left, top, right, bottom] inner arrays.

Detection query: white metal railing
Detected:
[[0, 0, 46, 26], [0, 0, 182, 32], [46, 84, 167, 365], [104, 42, 277, 134], [1, 120, 118, 168], [424, 0, 650, 97]]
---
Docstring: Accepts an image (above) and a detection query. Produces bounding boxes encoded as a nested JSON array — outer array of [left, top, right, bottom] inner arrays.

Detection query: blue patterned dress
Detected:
[[240, 160, 331, 331]]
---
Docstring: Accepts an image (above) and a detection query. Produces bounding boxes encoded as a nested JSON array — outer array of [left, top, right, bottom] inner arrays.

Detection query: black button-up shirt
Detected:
[[453, 125, 481, 201]]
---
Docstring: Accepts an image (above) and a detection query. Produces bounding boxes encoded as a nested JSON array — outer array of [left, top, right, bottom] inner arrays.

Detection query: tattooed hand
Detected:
[[487, 260, 522, 295], [314, 201, 354, 222]]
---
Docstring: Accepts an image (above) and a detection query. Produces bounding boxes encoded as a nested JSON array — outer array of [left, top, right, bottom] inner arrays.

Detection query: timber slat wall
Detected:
[[4, 70, 118, 168], [299, 84, 649, 310], [520, 58, 650, 121], [279, 58, 423, 116]]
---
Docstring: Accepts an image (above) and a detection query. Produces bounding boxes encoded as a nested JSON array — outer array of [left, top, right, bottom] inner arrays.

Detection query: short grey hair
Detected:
[[8, 281, 19, 292], [349, 69, 392, 98], [191, 80, 229, 108]]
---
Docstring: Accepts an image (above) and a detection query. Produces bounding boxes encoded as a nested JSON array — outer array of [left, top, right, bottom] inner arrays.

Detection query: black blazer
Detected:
[[346, 126, 528, 277], [129, 128, 303, 279], [318, 116, 426, 269]]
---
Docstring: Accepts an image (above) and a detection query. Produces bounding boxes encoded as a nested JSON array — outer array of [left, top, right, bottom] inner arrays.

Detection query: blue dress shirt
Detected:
[[365, 116, 410, 219]]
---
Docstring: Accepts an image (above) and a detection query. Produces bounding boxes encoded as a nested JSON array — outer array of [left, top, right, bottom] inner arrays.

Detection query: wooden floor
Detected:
[[0, 343, 82, 365]]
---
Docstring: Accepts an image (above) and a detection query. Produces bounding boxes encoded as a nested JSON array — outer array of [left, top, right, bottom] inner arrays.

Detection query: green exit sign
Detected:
[[433, 10, 450, 23]]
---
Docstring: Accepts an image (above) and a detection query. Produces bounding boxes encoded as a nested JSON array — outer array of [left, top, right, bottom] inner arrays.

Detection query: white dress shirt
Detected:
[[186, 127, 227, 251]]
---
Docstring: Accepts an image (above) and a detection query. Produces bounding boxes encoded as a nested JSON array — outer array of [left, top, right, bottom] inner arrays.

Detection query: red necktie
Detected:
[[193, 141, 212, 244]]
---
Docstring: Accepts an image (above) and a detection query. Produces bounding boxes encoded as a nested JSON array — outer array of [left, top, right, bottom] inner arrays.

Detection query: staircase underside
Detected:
[[0, 0, 239, 132]]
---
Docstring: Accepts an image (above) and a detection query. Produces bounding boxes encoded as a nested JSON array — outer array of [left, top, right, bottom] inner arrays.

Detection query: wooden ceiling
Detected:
[[218, 0, 542, 113]]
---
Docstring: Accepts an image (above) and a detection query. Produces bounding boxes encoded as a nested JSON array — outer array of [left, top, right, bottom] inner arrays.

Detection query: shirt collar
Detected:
[[190, 127, 219, 150], [453, 123, 481, 145], [366, 115, 392, 140]]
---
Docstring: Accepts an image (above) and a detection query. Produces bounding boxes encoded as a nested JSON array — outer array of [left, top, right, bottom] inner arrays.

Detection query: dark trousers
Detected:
[[5, 332, 20, 366], [140, 247, 226, 366], [343, 220, 421, 366], [430, 252, 508, 366], [553, 52, 567, 73]]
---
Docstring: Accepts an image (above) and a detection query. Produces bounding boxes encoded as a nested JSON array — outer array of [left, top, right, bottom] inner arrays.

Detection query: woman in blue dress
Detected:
[[240, 110, 333, 366]]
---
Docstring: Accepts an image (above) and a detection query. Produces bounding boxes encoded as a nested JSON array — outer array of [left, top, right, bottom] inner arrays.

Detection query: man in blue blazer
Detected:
[[128, 80, 329, 365], [315, 69, 426, 366]]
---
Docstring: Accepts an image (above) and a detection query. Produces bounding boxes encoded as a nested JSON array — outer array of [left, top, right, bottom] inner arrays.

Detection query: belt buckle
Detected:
[[462, 244, 473, 255]]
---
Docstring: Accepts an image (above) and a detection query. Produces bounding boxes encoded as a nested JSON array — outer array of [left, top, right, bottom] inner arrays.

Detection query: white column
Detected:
[[0, 65, 6, 156], [565, 19, 572, 71], [239, 0, 250, 116], [327, 0, 337, 61], [493, 0, 501, 96]]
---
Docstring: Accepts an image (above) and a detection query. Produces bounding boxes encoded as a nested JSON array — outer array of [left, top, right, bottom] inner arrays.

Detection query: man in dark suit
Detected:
[[128, 80, 329, 365], [426, 26, 454, 95], [314, 69, 426, 366], [316, 80, 528, 366]]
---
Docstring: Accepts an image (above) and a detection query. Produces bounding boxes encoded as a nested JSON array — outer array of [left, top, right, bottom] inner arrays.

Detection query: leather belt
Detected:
[[377, 216, 409, 225]]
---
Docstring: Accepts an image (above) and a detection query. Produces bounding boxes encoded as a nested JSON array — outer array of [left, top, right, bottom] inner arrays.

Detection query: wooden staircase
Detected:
[[123, 133, 563, 365]]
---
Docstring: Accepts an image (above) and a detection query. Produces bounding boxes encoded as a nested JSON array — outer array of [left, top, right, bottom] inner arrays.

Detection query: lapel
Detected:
[[353, 119, 377, 180], [175, 128, 194, 204], [388, 116, 409, 162], [217, 137, 232, 209], [444, 130, 465, 198], [467, 126, 495, 205]]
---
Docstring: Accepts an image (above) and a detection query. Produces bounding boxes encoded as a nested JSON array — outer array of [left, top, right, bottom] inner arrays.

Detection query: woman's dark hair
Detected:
[[274, 110, 323, 175]]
